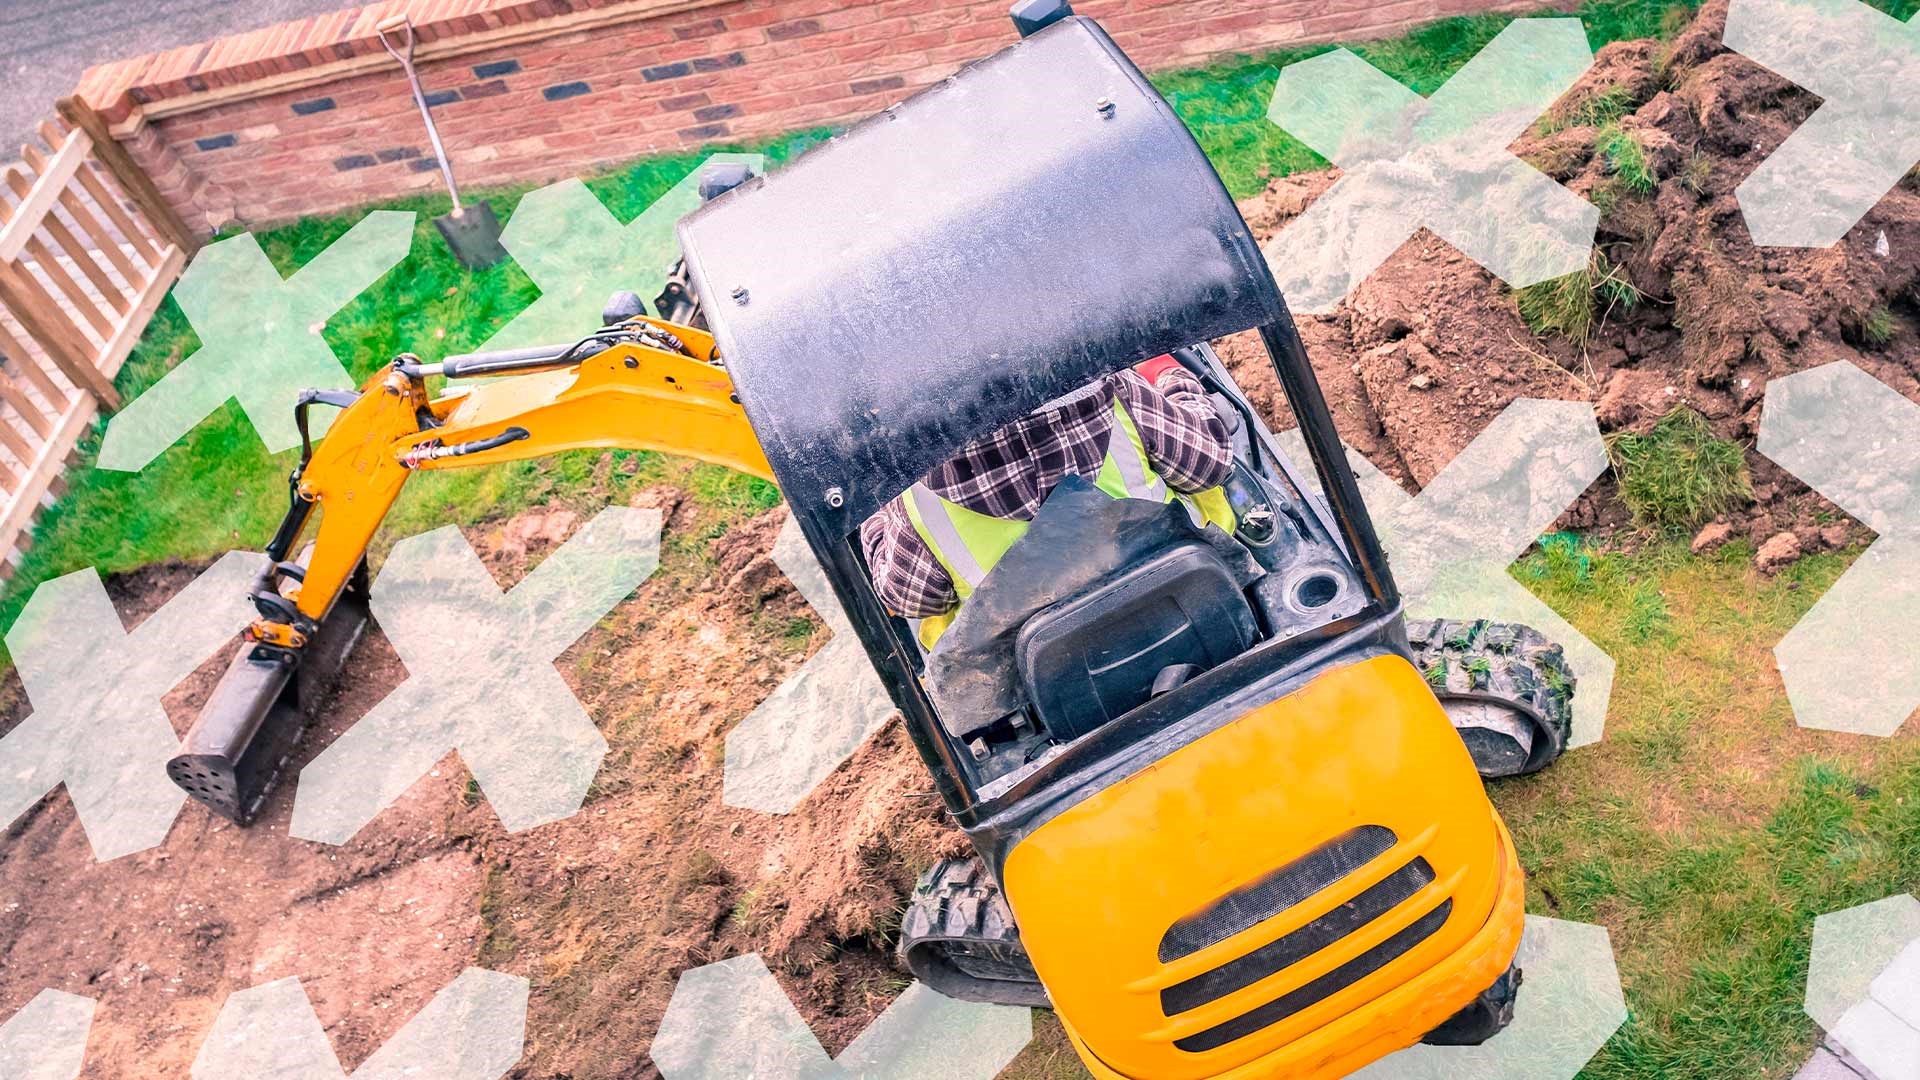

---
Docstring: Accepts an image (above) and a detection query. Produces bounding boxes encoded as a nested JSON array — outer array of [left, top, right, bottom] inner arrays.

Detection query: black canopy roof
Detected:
[[677, 15, 1287, 529]]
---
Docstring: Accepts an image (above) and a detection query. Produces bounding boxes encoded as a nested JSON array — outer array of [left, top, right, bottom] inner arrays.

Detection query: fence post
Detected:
[[54, 96, 196, 256]]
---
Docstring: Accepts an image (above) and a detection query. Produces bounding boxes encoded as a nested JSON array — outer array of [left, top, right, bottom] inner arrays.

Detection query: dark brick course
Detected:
[[673, 17, 726, 39], [767, 18, 823, 41], [849, 75, 906, 95], [642, 60, 692, 81]]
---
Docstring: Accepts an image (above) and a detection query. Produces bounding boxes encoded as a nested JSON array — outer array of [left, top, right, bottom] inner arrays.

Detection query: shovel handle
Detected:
[[375, 15, 416, 64], [376, 13, 464, 212]]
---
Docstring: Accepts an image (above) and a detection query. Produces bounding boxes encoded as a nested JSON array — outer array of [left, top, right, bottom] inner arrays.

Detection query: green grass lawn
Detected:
[[1154, 0, 1701, 197]]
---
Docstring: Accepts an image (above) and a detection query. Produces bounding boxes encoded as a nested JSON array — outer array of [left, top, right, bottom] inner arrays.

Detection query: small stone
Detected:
[[1756, 531, 1802, 574], [1691, 521, 1734, 554], [1409, 373, 1434, 390], [1820, 524, 1851, 550]]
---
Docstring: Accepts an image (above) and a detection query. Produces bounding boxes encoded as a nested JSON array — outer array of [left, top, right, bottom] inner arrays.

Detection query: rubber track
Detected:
[[899, 856, 1046, 1007], [1407, 618, 1575, 776]]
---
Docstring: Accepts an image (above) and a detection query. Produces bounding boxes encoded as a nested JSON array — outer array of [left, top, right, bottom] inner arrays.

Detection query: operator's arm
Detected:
[[860, 502, 959, 618], [1115, 362, 1234, 493]]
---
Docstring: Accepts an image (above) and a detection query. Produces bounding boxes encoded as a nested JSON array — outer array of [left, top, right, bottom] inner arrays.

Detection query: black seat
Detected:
[[1014, 541, 1257, 743]]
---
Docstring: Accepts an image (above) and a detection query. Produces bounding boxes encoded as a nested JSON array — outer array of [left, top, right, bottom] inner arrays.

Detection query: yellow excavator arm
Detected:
[[170, 315, 771, 822], [273, 315, 769, 633]]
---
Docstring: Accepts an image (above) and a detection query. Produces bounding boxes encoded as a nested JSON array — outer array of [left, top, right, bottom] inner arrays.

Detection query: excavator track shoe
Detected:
[[899, 856, 1048, 1007], [1409, 618, 1575, 778]]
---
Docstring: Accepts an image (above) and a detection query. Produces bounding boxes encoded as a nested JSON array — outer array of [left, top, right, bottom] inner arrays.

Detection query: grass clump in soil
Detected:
[[1515, 250, 1642, 344], [1863, 305, 1898, 346], [1539, 82, 1639, 134], [1597, 122, 1658, 195], [1607, 407, 1752, 533]]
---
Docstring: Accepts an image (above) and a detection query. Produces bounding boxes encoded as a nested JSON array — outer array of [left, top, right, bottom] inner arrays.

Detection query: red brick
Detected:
[[93, 0, 1493, 225]]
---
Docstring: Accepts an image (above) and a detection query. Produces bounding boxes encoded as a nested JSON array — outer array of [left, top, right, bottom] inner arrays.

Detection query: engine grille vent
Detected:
[[1158, 825, 1397, 963], [1173, 899, 1454, 1054], [1161, 857, 1436, 1015]]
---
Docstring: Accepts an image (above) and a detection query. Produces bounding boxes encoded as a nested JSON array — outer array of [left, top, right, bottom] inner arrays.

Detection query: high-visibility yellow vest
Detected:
[[903, 399, 1235, 647]]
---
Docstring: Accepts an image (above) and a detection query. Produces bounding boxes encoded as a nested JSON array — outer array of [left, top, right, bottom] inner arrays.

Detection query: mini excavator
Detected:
[[173, 5, 1577, 1077]]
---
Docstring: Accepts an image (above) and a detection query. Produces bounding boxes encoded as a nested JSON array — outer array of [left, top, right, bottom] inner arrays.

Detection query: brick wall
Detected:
[[76, 0, 1546, 234]]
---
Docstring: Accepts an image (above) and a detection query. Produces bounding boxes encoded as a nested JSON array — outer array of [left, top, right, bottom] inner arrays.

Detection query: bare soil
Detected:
[[0, 497, 963, 1079], [1222, 0, 1920, 554]]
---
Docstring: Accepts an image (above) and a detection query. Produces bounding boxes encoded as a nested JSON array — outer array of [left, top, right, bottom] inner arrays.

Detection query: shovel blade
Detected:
[[434, 200, 509, 270], [169, 562, 372, 824]]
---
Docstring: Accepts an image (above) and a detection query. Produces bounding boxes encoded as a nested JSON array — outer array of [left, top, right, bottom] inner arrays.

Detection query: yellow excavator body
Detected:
[[1004, 655, 1524, 1079]]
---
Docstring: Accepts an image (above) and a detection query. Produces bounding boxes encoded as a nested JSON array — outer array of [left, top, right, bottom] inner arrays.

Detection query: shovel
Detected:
[[377, 15, 509, 270]]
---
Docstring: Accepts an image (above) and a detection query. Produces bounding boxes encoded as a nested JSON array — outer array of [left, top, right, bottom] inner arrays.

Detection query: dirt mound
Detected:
[[1226, 0, 1920, 551], [0, 497, 951, 1078]]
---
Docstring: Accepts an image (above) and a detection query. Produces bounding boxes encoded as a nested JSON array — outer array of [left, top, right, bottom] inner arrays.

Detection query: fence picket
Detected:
[[70, 163, 159, 268], [31, 122, 144, 287], [0, 316, 68, 406], [7, 161, 130, 317], [0, 103, 188, 564], [0, 372, 53, 438]]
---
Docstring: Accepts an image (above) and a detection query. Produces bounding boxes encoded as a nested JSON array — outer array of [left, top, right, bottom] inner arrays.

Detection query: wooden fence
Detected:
[[0, 97, 195, 577]]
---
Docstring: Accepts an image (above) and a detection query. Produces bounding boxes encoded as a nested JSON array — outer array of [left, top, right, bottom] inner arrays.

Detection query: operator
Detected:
[[861, 354, 1237, 647]]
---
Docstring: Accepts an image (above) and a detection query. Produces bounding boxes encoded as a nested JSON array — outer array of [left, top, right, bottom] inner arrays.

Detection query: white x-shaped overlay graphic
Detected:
[[1727, 0, 1920, 248], [97, 211, 415, 471], [1280, 398, 1614, 747], [290, 506, 660, 844], [1804, 895, 1920, 1080], [190, 968, 527, 1080], [1759, 362, 1920, 736], [1356, 916, 1624, 1079], [652, 954, 1030, 1079], [0, 551, 262, 860], [479, 153, 764, 352], [0, 989, 93, 1080], [1263, 19, 1600, 313], [723, 513, 895, 814]]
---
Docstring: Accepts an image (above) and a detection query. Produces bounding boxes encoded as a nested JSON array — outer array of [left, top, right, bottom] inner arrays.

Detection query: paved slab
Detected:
[[0, 0, 355, 158], [1795, 1042, 1880, 1080]]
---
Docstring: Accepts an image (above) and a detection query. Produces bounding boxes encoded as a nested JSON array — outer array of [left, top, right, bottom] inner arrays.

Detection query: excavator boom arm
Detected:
[[289, 327, 769, 625], [170, 318, 770, 824]]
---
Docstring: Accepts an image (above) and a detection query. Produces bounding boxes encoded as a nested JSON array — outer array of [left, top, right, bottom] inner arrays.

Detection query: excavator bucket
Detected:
[[167, 561, 371, 823]]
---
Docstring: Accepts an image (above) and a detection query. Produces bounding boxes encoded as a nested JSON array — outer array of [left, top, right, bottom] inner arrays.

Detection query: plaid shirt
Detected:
[[860, 367, 1233, 618]]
